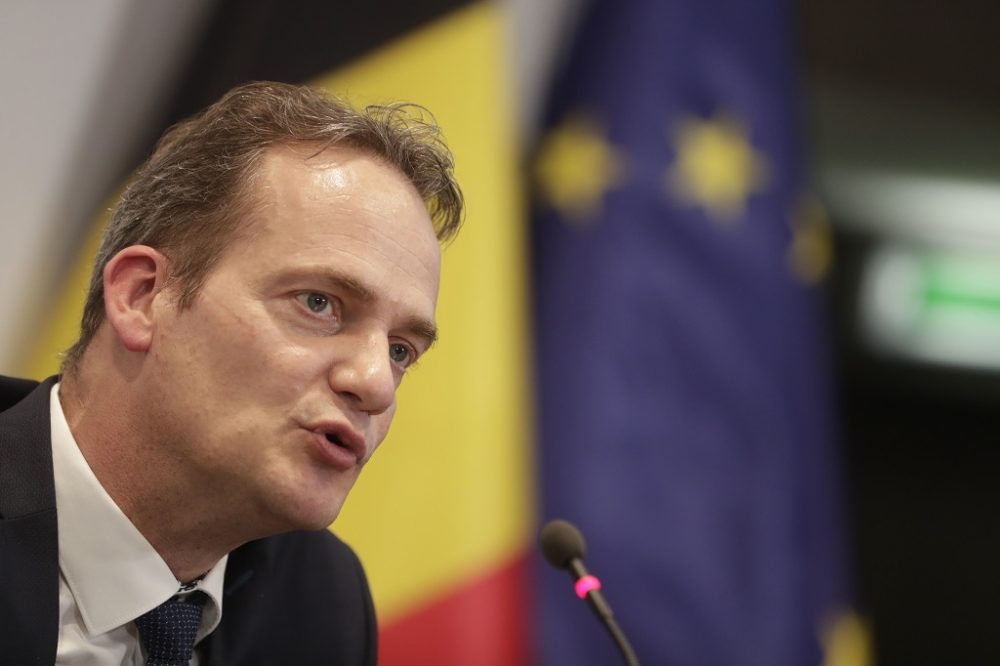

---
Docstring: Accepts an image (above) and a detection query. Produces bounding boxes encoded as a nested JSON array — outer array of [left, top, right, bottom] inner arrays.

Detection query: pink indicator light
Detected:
[[575, 574, 602, 599]]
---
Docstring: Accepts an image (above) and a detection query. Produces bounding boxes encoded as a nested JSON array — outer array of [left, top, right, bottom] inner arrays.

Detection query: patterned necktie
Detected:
[[134, 592, 207, 666]]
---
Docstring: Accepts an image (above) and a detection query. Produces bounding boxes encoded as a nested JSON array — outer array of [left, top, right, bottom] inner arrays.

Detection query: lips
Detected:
[[306, 421, 366, 471]]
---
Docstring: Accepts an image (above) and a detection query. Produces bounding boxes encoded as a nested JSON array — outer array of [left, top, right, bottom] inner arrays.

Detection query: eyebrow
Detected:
[[307, 268, 439, 350]]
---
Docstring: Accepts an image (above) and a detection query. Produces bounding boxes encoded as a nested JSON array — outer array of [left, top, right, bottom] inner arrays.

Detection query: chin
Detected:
[[261, 460, 357, 533], [282, 495, 347, 533], [298, 508, 344, 532], [256, 487, 346, 535]]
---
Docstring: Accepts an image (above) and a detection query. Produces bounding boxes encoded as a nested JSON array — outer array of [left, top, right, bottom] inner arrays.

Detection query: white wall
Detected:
[[0, 0, 212, 372]]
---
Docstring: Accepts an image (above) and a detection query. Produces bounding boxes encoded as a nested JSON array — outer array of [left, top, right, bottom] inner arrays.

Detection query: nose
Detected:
[[327, 332, 397, 415]]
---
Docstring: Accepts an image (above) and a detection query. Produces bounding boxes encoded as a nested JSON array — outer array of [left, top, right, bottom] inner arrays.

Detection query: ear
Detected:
[[103, 245, 170, 353]]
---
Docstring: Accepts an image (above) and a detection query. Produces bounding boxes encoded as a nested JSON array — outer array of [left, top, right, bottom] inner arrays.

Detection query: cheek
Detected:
[[225, 340, 333, 409], [171, 308, 325, 403], [262, 343, 322, 377], [370, 403, 398, 448]]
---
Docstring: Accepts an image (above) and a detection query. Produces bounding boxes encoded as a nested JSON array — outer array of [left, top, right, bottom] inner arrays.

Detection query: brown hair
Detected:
[[63, 81, 463, 374]]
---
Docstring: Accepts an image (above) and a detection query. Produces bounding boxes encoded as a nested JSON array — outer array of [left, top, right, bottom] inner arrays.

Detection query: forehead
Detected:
[[254, 142, 423, 214], [228, 142, 442, 306], [252, 142, 439, 253]]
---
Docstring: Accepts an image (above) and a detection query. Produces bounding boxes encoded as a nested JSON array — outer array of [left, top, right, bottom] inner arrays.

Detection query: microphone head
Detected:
[[539, 519, 587, 570]]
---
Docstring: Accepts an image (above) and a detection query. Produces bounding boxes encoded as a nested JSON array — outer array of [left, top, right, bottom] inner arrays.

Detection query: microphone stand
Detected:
[[567, 558, 641, 666]]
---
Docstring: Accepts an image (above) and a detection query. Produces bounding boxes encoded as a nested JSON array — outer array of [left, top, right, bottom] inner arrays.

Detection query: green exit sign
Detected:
[[860, 245, 1000, 368]]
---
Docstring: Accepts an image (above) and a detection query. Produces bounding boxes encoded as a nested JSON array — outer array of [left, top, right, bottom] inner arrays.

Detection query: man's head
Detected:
[[63, 82, 462, 535], [64, 81, 462, 375]]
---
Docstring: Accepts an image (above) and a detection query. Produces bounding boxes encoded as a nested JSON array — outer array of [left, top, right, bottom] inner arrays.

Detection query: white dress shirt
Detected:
[[50, 383, 227, 665]]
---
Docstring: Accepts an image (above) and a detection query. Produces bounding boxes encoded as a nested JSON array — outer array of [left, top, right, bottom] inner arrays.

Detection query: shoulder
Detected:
[[267, 527, 366, 572], [244, 529, 371, 603], [0, 375, 58, 518], [260, 529, 372, 613], [0, 375, 42, 413], [209, 530, 377, 664]]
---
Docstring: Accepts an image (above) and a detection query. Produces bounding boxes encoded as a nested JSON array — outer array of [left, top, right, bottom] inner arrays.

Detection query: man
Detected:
[[0, 81, 463, 664]]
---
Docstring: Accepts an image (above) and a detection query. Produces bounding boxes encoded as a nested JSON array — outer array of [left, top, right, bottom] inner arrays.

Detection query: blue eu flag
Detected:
[[532, 0, 847, 664]]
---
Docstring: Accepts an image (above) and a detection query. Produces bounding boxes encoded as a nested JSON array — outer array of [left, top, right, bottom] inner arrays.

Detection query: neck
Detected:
[[59, 370, 257, 582]]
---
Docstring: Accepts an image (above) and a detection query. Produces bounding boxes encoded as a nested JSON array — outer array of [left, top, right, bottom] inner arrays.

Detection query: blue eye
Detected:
[[297, 292, 331, 315], [389, 343, 412, 366]]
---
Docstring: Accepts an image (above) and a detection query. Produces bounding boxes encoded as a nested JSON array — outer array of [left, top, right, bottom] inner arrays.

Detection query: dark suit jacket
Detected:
[[0, 376, 377, 664]]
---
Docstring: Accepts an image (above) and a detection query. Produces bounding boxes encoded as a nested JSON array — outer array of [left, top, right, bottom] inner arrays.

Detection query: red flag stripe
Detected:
[[380, 552, 534, 666]]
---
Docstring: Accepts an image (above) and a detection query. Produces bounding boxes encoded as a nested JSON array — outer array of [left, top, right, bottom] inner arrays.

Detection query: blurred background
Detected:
[[1, 0, 997, 664]]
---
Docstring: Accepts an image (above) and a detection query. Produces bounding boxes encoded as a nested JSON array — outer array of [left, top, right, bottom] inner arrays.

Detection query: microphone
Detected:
[[539, 519, 641, 666]]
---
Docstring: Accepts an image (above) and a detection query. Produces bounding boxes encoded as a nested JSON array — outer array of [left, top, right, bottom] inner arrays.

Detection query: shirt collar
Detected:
[[50, 382, 227, 639]]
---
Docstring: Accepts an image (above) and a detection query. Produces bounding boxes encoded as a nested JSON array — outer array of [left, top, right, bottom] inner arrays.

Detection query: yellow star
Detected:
[[820, 609, 873, 666], [787, 195, 833, 284], [535, 113, 626, 223], [666, 112, 768, 224]]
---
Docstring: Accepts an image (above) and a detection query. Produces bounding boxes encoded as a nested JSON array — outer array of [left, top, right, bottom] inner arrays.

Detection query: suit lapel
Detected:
[[0, 377, 60, 663]]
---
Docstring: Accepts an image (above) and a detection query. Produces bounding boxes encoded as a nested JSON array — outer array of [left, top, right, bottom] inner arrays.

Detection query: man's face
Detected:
[[146, 144, 441, 533]]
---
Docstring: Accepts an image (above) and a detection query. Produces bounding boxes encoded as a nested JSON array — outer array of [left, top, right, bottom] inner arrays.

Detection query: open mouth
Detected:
[[307, 423, 364, 470]]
